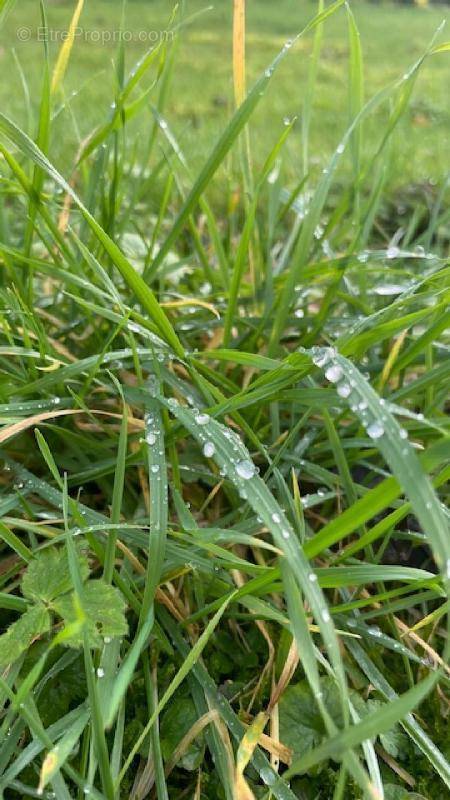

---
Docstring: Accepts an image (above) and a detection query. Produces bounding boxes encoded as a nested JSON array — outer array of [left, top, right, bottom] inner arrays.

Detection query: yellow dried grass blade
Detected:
[[380, 329, 408, 389], [235, 711, 268, 799], [233, 0, 246, 106], [51, 0, 85, 94]]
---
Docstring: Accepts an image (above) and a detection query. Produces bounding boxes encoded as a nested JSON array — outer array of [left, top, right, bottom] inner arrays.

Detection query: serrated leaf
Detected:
[[22, 546, 90, 603], [286, 671, 439, 777], [54, 580, 128, 649], [0, 604, 50, 667], [279, 677, 366, 763]]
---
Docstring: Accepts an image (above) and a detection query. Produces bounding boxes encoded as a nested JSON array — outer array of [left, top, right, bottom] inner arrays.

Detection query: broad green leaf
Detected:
[[54, 580, 128, 649], [0, 604, 50, 667], [22, 546, 90, 603], [279, 678, 365, 761], [286, 672, 439, 777]]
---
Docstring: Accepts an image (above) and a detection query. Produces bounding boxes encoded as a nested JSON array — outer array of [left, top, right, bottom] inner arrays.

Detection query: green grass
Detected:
[[0, 0, 449, 186], [0, 0, 449, 799]]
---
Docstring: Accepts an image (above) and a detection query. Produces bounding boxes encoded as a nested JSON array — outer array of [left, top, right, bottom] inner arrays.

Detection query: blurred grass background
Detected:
[[0, 0, 448, 189]]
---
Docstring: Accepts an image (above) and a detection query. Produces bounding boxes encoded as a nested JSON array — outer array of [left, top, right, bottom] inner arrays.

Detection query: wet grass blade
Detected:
[[0, 114, 185, 358], [308, 348, 450, 585], [117, 593, 235, 787], [147, 0, 346, 280], [103, 390, 128, 584]]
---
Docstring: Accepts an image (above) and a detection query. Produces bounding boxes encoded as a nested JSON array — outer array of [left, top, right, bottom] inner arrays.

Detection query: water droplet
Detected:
[[337, 383, 351, 399], [325, 365, 343, 383], [281, 529, 290, 540], [97, 667, 105, 678], [294, 308, 304, 318], [203, 442, 215, 458], [374, 284, 404, 296], [399, 428, 408, 440], [321, 609, 331, 623], [312, 352, 329, 368], [236, 460, 255, 480], [314, 223, 324, 239], [336, 142, 345, 154], [200, 281, 212, 296], [309, 572, 317, 583], [271, 512, 281, 524], [151, 464, 160, 474], [146, 432, 156, 445], [386, 246, 400, 259], [195, 413, 210, 426], [367, 421, 384, 440]]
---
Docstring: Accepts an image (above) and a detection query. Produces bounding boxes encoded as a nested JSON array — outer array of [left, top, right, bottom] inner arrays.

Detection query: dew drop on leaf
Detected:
[[325, 365, 343, 383], [236, 460, 255, 480], [366, 421, 385, 440], [203, 442, 215, 458], [337, 383, 351, 398]]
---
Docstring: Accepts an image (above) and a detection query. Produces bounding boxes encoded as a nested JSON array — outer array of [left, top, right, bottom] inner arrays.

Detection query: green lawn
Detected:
[[1, 0, 449, 187]]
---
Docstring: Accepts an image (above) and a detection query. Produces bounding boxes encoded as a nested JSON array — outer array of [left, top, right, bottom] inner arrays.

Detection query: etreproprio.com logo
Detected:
[[16, 26, 174, 44]]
